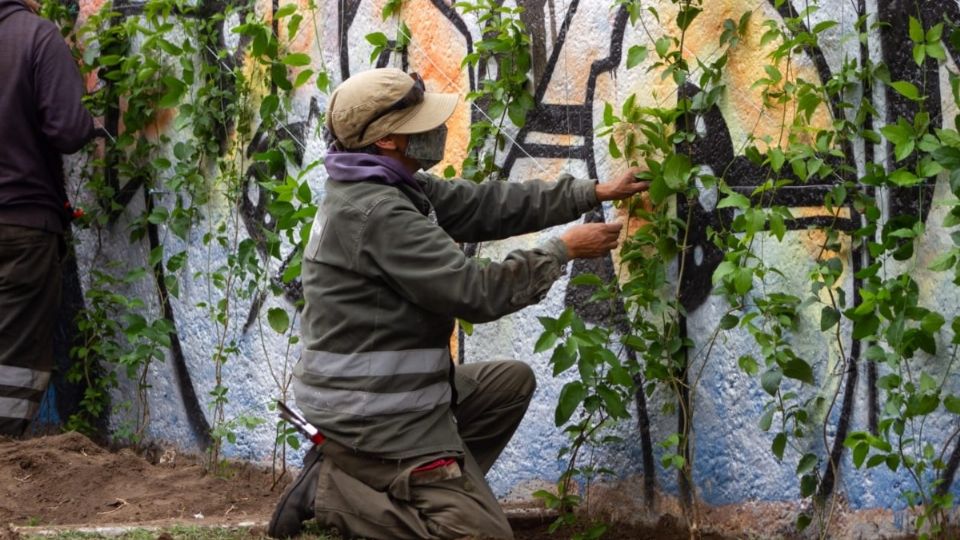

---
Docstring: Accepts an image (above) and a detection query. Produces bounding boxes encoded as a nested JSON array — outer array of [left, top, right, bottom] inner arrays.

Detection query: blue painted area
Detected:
[[33, 384, 60, 427]]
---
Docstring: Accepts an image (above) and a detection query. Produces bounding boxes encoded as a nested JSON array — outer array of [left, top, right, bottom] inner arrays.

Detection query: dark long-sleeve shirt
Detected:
[[0, 0, 94, 233]]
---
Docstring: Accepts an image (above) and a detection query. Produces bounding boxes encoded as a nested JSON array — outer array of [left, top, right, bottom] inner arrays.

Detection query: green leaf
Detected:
[[738, 355, 759, 376], [271, 62, 292, 91], [909, 16, 924, 44], [663, 153, 692, 190], [550, 342, 577, 375], [648, 177, 671, 205], [267, 308, 290, 334], [758, 407, 774, 431], [282, 53, 312, 67], [914, 44, 927, 66], [921, 312, 946, 334], [534, 331, 558, 354], [626, 45, 648, 69], [158, 76, 186, 109], [571, 273, 604, 287], [316, 71, 331, 93], [799, 474, 817, 498], [783, 358, 814, 384], [944, 395, 960, 414], [712, 260, 737, 284], [734, 268, 753, 296], [812, 20, 838, 34], [820, 306, 840, 331], [761, 368, 782, 396], [603, 102, 615, 126], [260, 94, 279, 119], [852, 442, 869, 468], [720, 314, 739, 330], [890, 80, 921, 101], [676, 7, 702, 31], [294, 69, 314, 88], [608, 136, 622, 159], [598, 386, 629, 419], [655, 37, 671, 58], [768, 148, 785, 172], [796, 453, 818, 475], [275, 3, 297, 18], [889, 169, 921, 186], [716, 191, 751, 210], [881, 122, 912, 145], [365, 32, 389, 47], [796, 513, 812, 531], [772, 432, 787, 460], [556, 381, 586, 426], [852, 314, 880, 340]]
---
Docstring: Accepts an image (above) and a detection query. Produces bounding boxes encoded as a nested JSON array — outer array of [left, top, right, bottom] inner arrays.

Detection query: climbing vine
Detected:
[[43, 0, 326, 477], [537, 0, 960, 539]]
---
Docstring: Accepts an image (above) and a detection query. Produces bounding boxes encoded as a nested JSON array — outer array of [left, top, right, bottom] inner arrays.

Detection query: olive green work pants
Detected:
[[314, 360, 536, 539], [0, 224, 60, 436]]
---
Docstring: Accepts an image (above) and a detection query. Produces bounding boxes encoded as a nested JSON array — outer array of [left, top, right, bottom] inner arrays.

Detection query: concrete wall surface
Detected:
[[34, 0, 960, 533]]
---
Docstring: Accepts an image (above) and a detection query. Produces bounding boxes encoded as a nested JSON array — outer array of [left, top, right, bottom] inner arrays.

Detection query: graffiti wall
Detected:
[[37, 0, 960, 526]]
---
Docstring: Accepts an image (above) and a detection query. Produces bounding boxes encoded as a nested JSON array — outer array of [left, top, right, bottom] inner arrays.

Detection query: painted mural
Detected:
[[34, 0, 960, 523]]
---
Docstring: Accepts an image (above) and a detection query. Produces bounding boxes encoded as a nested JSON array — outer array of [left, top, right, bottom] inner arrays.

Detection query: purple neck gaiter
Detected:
[[324, 149, 422, 192]]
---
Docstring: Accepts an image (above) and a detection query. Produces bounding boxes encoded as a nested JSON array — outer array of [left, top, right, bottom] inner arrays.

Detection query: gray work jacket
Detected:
[[294, 171, 598, 459]]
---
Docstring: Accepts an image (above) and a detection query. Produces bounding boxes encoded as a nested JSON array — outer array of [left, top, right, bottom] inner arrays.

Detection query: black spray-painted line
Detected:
[[145, 190, 213, 447], [67, 0, 255, 440], [428, 0, 476, 92], [879, 0, 960, 497], [631, 354, 656, 508], [879, 0, 938, 224], [52, 231, 98, 430], [818, 236, 864, 500], [338, 0, 363, 81], [857, 0, 879, 437]]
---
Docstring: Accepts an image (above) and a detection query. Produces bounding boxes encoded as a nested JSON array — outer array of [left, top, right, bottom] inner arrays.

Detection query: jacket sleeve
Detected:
[[361, 197, 570, 323], [33, 22, 94, 154], [416, 172, 598, 243]]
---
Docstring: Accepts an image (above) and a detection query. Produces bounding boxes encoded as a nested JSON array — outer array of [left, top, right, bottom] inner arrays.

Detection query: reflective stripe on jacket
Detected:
[[295, 170, 598, 459]]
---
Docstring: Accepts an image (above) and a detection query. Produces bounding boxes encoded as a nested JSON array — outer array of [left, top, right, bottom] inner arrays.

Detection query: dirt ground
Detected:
[[0, 433, 731, 539], [0, 432, 287, 528]]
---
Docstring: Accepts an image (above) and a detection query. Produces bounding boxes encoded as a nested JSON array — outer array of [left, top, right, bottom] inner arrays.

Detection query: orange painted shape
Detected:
[[402, 0, 471, 175]]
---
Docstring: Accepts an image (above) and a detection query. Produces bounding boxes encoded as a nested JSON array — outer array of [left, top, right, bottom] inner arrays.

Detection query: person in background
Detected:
[[269, 67, 647, 539], [0, 0, 95, 436]]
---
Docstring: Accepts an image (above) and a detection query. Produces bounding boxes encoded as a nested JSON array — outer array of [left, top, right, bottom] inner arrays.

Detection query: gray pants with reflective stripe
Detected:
[[314, 360, 536, 539], [0, 225, 60, 436]]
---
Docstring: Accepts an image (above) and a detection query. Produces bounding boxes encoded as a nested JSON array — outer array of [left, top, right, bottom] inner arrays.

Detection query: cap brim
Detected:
[[392, 92, 459, 135]]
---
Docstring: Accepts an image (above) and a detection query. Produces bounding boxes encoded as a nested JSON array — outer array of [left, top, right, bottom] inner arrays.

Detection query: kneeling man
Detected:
[[270, 68, 647, 539]]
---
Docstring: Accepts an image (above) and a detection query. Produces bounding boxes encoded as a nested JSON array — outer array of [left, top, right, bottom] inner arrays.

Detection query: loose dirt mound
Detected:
[[0, 432, 287, 527]]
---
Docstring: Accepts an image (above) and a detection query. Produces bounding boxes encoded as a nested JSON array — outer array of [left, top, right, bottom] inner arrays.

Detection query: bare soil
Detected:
[[0, 433, 733, 539], [510, 514, 731, 540], [0, 432, 287, 528]]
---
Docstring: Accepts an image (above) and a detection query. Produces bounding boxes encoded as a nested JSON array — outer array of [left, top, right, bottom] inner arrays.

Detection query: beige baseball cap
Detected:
[[326, 68, 459, 150]]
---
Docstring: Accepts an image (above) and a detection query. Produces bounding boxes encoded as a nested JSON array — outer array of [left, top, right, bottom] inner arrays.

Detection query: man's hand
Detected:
[[595, 167, 649, 202], [560, 222, 623, 259]]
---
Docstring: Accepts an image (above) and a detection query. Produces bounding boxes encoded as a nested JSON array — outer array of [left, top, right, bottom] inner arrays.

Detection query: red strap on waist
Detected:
[[412, 457, 456, 473]]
